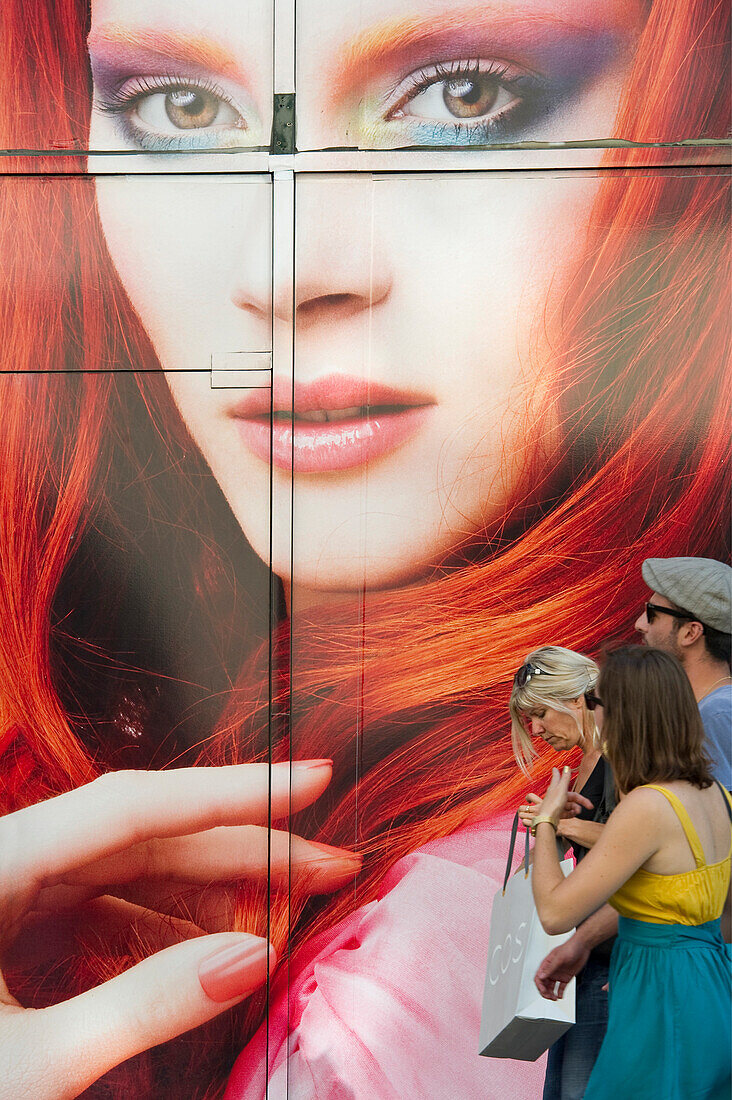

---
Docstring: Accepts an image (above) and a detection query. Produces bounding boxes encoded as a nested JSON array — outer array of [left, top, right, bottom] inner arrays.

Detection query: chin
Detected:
[[287, 565, 424, 597], [273, 533, 452, 596]]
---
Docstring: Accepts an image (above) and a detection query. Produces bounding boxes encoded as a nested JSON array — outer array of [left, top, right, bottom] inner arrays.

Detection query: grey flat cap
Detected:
[[642, 557, 732, 634]]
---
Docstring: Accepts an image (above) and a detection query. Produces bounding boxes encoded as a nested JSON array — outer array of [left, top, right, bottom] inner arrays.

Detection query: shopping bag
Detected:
[[479, 814, 576, 1061]]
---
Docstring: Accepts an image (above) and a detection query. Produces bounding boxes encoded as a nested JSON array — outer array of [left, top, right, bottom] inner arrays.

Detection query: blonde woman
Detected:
[[509, 646, 615, 1100]]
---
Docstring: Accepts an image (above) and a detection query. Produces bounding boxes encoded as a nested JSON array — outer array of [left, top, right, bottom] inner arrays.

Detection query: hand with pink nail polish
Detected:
[[0, 760, 360, 1099]]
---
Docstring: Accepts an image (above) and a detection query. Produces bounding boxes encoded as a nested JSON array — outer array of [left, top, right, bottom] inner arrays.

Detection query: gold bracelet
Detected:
[[531, 814, 559, 837]]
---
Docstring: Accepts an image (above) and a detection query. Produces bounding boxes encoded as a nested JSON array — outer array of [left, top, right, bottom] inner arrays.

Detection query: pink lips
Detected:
[[229, 375, 434, 473]]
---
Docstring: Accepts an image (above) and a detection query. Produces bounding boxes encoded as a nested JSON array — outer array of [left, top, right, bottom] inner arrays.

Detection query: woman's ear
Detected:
[[568, 695, 585, 715]]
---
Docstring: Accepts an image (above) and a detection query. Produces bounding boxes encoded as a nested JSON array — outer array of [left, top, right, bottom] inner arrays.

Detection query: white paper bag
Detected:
[[479, 815, 576, 1061]]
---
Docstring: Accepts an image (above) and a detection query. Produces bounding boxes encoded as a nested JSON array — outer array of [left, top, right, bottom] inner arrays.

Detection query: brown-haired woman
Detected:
[[530, 645, 731, 1100]]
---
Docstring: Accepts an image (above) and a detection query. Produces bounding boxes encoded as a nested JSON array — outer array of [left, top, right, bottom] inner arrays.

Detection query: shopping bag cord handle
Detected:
[[502, 812, 530, 893]]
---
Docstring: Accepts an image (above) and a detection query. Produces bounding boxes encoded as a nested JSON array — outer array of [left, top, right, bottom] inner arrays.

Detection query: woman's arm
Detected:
[[531, 770, 661, 935], [557, 817, 604, 850], [534, 905, 619, 1001]]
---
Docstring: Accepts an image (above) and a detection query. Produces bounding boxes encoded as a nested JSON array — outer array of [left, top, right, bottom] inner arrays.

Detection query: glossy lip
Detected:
[[228, 374, 435, 473]]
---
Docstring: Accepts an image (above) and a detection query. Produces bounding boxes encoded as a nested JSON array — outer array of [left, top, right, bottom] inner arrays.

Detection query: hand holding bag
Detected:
[[478, 813, 576, 1061]]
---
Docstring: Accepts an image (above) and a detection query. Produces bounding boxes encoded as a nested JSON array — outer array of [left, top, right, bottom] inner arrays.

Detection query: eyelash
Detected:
[[96, 75, 244, 150], [384, 59, 550, 143], [95, 59, 553, 150]]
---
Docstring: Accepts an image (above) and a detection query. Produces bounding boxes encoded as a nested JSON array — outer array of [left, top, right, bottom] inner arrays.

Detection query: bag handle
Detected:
[[502, 812, 531, 894]]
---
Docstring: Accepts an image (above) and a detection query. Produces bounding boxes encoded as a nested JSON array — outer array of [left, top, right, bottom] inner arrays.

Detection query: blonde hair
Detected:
[[509, 645, 600, 775]]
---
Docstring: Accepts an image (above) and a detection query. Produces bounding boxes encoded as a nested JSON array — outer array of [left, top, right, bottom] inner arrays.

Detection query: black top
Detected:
[[572, 755, 616, 863], [569, 755, 617, 962]]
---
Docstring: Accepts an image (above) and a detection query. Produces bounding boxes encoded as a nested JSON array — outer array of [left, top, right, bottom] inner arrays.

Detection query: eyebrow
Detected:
[[329, 6, 621, 102], [87, 26, 253, 89]]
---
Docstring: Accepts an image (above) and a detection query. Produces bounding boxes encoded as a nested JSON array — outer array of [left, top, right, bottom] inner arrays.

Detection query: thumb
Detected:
[[0, 933, 272, 1100]]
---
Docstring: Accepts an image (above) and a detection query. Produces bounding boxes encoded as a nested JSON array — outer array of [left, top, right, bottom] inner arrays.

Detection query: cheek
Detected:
[[371, 174, 600, 483], [94, 176, 272, 370], [646, 621, 671, 648], [382, 173, 602, 405], [162, 374, 275, 568], [552, 714, 575, 739]]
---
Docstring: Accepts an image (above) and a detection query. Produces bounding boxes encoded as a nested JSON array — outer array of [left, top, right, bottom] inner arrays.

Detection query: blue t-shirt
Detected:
[[698, 684, 732, 791]]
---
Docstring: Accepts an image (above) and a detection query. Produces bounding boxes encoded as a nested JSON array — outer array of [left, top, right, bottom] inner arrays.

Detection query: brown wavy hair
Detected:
[[598, 645, 715, 794]]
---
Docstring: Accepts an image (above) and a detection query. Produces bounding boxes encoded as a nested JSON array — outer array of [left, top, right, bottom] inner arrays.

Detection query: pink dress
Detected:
[[224, 814, 545, 1099]]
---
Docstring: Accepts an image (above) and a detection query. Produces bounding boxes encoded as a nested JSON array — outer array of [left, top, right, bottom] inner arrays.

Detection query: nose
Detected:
[[230, 176, 393, 329], [290, 177, 393, 329], [634, 611, 648, 634], [530, 719, 545, 737]]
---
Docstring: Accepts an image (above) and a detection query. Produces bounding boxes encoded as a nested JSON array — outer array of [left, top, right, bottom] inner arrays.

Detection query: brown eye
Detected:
[[395, 66, 518, 129], [165, 88, 220, 129], [133, 84, 241, 137], [442, 75, 500, 119]]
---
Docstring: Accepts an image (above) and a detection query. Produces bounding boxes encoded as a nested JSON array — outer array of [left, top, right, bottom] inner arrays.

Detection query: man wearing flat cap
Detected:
[[636, 556, 732, 790]]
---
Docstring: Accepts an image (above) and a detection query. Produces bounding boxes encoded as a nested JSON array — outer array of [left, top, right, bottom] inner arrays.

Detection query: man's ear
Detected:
[[677, 620, 705, 648]]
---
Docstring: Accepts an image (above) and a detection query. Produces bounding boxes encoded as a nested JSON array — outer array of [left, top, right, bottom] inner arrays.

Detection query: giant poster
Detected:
[[0, 1, 729, 1098]]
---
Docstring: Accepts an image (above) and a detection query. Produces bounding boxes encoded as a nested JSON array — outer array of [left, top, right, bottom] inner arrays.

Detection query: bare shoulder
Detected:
[[580, 785, 665, 869], [618, 783, 703, 821], [615, 786, 672, 813], [594, 786, 662, 836], [631, 779, 722, 813], [604, 786, 671, 839]]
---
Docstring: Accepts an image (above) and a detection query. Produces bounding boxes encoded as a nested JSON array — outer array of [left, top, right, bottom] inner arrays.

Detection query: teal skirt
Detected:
[[584, 917, 731, 1099]]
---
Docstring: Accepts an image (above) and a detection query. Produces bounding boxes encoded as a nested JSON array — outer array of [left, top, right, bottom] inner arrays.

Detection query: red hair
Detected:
[[1, 0, 730, 1095]]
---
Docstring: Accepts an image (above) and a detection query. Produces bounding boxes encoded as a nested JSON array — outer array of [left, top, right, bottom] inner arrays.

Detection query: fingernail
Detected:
[[198, 938, 272, 1003], [297, 849, 363, 876], [305, 856, 364, 877], [291, 759, 334, 771], [306, 840, 362, 860]]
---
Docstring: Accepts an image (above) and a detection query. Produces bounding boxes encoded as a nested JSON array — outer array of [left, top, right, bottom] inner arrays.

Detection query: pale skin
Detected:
[[518, 695, 605, 852], [88, 0, 646, 603], [0, 762, 361, 1099], [531, 767, 732, 938], [4, 0, 652, 1092]]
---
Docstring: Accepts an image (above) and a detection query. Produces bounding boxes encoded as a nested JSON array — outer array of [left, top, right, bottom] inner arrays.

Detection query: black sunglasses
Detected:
[[514, 662, 549, 688], [645, 602, 697, 625], [584, 692, 604, 711]]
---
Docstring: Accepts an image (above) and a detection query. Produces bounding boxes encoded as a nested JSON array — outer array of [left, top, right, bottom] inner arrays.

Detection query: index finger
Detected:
[[566, 792, 594, 810], [534, 974, 556, 999], [3, 761, 333, 890]]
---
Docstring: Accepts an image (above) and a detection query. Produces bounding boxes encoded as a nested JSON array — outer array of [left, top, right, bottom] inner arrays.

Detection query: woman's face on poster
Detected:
[[89, 0, 645, 597]]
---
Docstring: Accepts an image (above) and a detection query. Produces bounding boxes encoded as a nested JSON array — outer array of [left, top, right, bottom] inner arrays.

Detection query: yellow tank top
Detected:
[[609, 784, 732, 925]]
